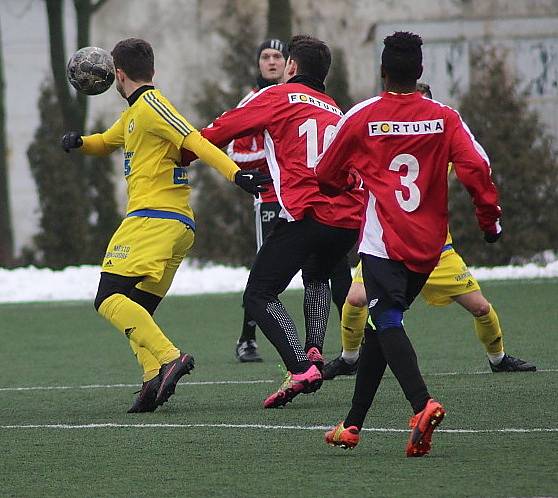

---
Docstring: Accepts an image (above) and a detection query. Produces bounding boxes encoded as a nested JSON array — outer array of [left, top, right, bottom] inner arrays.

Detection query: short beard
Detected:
[[116, 80, 126, 98]]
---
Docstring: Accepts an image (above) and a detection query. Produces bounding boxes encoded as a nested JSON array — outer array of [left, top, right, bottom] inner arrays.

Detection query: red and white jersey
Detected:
[[226, 89, 278, 203], [200, 82, 363, 230], [315, 91, 501, 273]]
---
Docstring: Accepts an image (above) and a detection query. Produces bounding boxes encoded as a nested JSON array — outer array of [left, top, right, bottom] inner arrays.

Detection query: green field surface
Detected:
[[1, 280, 557, 497]]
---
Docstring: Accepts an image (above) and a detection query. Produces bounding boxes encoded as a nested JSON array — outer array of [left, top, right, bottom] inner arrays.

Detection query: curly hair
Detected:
[[382, 31, 423, 85]]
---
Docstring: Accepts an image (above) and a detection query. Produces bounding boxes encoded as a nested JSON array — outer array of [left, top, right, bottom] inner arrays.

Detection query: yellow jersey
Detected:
[[81, 86, 239, 226]]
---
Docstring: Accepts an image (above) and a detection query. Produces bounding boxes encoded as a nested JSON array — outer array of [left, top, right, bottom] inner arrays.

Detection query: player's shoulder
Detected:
[[423, 96, 461, 120], [140, 88, 176, 111], [238, 85, 279, 108], [336, 95, 384, 129], [345, 95, 384, 118], [140, 88, 194, 133], [236, 88, 258, 107]]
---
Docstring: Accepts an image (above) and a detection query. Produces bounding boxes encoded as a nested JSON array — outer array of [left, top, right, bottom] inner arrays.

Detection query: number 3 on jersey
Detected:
[[299, 118, 337, 168], [389, 153, 421, 212]]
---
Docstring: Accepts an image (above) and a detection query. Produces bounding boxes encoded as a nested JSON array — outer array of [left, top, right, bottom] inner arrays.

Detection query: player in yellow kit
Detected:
[[61, 38, 270, 413], [323, 83, 536, 379]]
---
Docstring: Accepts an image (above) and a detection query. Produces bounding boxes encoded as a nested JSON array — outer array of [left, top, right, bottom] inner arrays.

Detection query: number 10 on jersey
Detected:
[[299, 118, 337, 169]]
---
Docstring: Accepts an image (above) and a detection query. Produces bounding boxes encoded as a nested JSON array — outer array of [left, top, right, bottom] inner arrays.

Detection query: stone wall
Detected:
[[4, 0, 558, 254]]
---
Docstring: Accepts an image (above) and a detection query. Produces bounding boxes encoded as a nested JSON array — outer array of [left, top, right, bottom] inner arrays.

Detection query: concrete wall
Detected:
[[4, 0, 558, 256]]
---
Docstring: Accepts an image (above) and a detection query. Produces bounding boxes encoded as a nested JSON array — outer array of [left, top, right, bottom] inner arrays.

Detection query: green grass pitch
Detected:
[[1, 279, 557, 497]]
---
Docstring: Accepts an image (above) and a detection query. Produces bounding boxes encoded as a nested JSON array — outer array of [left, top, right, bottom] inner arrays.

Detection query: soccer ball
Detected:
[[67, 46, 115, 96]]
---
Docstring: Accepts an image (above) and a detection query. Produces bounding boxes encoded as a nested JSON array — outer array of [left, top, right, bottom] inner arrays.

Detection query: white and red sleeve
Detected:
[[314, 115, 358, 195], [448, 110, 502, 234], [201, 88, 273, 149]]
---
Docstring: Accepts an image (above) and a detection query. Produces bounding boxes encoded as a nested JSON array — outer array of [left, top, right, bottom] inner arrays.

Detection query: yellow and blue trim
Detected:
[[127, 209, 195, 231]]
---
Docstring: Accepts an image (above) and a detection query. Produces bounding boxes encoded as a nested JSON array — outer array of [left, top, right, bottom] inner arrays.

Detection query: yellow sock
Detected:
[[98, 294, 180, 365], [129, 341, 161, 382], [341, 301, 368, 352], [474, 304, 504, 355]]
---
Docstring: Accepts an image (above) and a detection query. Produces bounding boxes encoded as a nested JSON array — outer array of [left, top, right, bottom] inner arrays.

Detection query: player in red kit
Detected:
[[317, 32, 502, 456], [182, 36, 363, 408], [228, 39, 289, 363]]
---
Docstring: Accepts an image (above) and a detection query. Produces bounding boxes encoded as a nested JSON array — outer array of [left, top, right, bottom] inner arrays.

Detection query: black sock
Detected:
[[239, 309, 257, 342], [303, 281, 331, 352], [344, 327, 387, 429], [376, 326, 430, 414]]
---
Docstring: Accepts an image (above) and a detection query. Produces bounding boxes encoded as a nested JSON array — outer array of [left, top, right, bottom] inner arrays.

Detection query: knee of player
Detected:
[[471, 301, 491, 317], [94, 292, 107, 312], [346, 285, 367, 308], [242, 286, 258, 309]]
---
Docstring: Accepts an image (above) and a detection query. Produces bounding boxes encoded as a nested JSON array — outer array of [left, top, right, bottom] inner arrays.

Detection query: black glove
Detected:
[[234, 169, 272, 196], [483, 229, 502, 243], [61, 132, 83, 152]]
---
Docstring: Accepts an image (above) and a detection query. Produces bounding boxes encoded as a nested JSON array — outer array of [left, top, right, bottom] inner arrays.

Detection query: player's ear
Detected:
[[417, 64, 423, 80], [285, 57, 297, 79]]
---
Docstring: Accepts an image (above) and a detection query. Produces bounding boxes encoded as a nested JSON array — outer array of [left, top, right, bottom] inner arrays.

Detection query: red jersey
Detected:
[[315, 91, 501, 273], [199, 81, 362, 230], [226, 89, 278, 203]]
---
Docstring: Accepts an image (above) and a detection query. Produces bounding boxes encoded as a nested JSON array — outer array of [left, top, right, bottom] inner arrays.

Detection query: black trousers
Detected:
[[243, 216, 359, 372]]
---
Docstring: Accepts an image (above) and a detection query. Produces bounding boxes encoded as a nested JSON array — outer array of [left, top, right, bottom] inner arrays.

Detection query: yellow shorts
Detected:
[[102, 216, 194, 297], [420, 248, 480, 306], [352, 261, 364, 284]]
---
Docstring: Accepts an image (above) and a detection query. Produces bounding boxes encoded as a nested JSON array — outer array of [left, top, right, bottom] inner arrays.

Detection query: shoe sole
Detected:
[[156, 355, 195, 406], [491, 366, 537, 372], [264, 378, 323, 408], [406, 407, 445, 457]]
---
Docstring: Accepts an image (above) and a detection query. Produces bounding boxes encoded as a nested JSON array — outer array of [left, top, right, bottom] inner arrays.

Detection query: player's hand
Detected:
[[234, 169, 272, 196], [483, 228, 502, 243], [345, 169, 362, 191], [61, 132, 83, 153]]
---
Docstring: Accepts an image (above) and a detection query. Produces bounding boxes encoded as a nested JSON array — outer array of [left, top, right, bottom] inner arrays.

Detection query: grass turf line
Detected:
[[1, 280, 557, 497]]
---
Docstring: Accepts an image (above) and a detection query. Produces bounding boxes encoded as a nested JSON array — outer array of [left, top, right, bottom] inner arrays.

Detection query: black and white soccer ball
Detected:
[[67, 46, 115, 96]]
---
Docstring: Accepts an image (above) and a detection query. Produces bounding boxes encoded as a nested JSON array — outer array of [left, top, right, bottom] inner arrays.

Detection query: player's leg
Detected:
[[329, 255, 353, 319], [325, 322, 386, 449], [323, 262, 368, 380], [452, 290, 536, 372], [236, 201, 280, 362], [341, 283, 368, 360], [134, 224, 197, 405], [235, 202, 261, 362], [426, 249, 535, 371], [95, 272, 179, 364], [452, 290, 503, 360], [359, 255, 444, 456], [128, 288, 163, 384], [243, 218, 322, 407], [95, 217, 194, 410], [301, 221, 359, 368]]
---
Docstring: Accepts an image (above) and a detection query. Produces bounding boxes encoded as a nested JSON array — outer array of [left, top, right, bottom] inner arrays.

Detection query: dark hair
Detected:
[[287, 35, 331, 82], [111, 38, 154, 82], [416, 82, 432, 99], [381, 31, 423, 85]]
